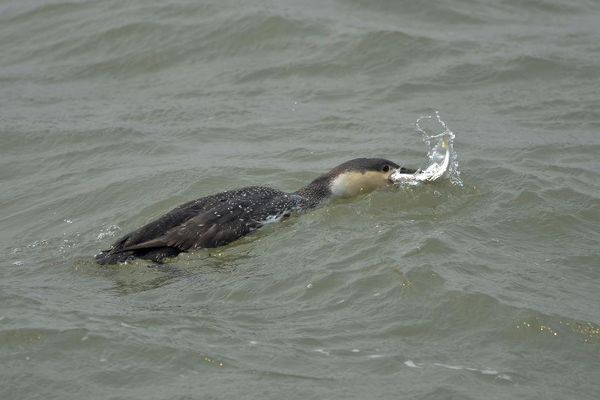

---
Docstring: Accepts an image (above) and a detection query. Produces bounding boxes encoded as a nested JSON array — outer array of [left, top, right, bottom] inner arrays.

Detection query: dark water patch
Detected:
[[235, 28, 461, 85], [96, 265, 186, 296], [336, 29, 463, 75], [0, 1, 92, 24], [499, 0, 596, 15], [68, 48, 189, 80], [50, 21, 186, 60], [497, 55, 597, 81], [346, 0, 486, 24], [511, 143, 600, 164], [430, 55, 580, 90], [381, 81, 459, 101], [429, 291, 507, 332], [202, 14, 329, 53], [5, 11, 328, 80], [550, 252, 600, 281], [236, 61, 353, 83], [433, 62, 502, 87]]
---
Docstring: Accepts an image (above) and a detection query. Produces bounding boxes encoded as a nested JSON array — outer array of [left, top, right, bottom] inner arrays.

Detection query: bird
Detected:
[[95, 158, 416, 265]]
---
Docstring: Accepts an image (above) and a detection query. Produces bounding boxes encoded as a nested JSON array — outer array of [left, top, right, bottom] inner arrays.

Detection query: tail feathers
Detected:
[[95, 247, 181, 265], [95, 249, 136, 265]]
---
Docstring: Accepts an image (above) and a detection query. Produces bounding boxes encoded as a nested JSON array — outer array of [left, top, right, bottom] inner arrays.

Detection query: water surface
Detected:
[[1, 0, 599, 399]]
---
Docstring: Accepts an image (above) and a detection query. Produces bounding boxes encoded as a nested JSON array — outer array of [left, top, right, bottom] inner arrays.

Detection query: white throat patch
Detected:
[[329, 171, 389, 198]]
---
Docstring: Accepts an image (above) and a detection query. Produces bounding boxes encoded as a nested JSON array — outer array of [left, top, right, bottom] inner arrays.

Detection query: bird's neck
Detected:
[[295, 175, 333, 209]]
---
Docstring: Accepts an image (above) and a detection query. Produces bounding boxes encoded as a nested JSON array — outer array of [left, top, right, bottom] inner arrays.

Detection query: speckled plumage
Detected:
[[95, 158, 412, 264]]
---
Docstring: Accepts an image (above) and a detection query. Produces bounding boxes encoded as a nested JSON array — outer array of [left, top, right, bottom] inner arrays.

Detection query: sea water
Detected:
[[1, 1, 599, 399]]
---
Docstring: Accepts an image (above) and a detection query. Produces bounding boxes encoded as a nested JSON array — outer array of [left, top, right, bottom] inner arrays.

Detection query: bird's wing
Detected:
[[114, 187, 293, 252], [120, 204, 263, 251], [108, 193, 222, 252]]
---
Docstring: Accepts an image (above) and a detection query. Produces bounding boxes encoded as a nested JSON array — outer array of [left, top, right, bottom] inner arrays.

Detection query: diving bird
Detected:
[[95, 158, 415, 264]]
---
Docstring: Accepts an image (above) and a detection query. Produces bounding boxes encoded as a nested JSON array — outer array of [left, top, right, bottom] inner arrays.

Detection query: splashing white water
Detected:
[[391, 111, 462, 186]]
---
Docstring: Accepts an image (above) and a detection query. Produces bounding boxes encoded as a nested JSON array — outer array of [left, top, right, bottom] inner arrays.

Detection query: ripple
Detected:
[[1, 0, 599, 398], [403, 237, 457, 257], [346, 0, 486, 24]]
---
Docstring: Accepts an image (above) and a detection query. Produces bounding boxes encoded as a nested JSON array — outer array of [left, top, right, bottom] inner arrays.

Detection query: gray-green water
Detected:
[[1, 0, 599, 399]]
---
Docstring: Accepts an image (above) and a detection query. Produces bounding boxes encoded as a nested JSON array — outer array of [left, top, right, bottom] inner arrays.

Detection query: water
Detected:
[[390, 111, 459, 185], [1, 0, 599, 399]]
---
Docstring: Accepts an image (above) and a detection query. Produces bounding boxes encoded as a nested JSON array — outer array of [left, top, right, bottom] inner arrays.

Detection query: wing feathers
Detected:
[[112, 187, 294, 254]]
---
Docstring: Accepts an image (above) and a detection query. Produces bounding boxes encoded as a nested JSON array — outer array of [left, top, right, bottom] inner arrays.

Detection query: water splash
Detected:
[[417, 111, 462, 186], [391, 111, 462, 186], [97, 224, 121, 240]]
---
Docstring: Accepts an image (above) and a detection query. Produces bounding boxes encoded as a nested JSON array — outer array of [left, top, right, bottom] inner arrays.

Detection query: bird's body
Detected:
[[96, 158, 415, 264]]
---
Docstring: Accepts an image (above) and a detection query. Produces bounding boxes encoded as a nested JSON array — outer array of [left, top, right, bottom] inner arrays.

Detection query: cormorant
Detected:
[[95, 158, 415, 264]]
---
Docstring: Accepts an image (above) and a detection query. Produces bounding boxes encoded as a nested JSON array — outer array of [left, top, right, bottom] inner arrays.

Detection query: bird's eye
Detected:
[[382, 165, 390, 172]]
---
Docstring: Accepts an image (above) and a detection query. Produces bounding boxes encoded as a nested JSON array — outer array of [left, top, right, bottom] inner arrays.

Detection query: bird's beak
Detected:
[[387, 169, 398, 183], [389, 166, 418, 183]]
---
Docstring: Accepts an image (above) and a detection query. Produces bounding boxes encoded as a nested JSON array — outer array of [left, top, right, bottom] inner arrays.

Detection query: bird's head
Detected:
[[326, 158, 408, 197], [297, 158, 416, 204]]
